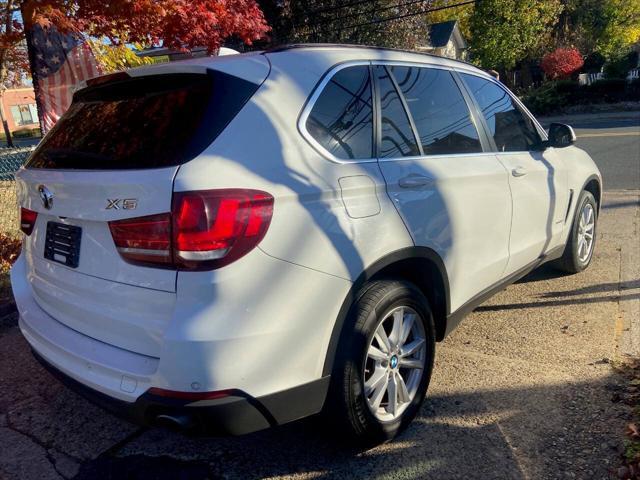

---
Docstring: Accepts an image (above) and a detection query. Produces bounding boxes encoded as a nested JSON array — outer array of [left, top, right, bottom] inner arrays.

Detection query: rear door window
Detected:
[[27, 71, 259, 170], [390, 66, 482, 156], [460, 73, 541, 152], [375, 65, 420, 158], [305, 65, 374, 160]]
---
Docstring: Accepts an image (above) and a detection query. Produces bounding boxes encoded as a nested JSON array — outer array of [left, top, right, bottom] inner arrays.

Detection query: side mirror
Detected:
[[547, 123, 577, 148]]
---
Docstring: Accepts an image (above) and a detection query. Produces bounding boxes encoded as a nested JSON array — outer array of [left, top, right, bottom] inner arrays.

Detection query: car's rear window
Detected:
[[27, 71, 259, 170]]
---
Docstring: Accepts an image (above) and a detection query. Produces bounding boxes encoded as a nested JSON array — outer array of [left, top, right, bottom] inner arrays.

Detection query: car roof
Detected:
[[262, 43, 490, 77], [122, 44, 492, 83]]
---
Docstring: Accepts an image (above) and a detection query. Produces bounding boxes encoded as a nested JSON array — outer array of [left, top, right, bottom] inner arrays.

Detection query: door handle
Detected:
[[512, 166, 528, 177], [398, 174, 434, 188]]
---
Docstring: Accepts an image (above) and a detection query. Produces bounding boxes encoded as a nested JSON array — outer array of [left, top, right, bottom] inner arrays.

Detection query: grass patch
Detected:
[[0, 127, 41, 142]]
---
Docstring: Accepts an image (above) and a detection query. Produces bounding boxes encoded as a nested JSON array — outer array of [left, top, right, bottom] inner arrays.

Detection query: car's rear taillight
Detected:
[[108, 189, 273, 270], [20, 207, 38, 236], [172, 190, 273, 269], [108, 213, 173, 266]]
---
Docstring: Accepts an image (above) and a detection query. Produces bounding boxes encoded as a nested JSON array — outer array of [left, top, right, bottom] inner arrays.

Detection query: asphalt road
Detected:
[[540, 111, 640, 191]]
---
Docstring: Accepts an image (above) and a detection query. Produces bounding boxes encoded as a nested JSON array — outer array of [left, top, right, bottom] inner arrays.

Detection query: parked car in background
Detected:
[[11, 44, 602, 446]]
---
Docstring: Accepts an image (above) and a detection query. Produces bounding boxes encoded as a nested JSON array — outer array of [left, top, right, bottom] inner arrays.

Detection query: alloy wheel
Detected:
[[363, 306, 426, 422], [577, 202, 595, 263]]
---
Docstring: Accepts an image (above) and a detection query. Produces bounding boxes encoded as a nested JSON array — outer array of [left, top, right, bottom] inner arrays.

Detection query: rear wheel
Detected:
[[324, 279, 435, 447], [555, 190, 597, 273]]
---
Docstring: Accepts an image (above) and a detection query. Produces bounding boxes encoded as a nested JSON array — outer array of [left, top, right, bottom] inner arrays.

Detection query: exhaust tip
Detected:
[[155, 414, 193, 432]]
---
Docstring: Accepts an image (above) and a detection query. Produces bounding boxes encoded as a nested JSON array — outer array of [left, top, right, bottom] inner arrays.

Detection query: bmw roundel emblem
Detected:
[[390, 355, 399, 369]]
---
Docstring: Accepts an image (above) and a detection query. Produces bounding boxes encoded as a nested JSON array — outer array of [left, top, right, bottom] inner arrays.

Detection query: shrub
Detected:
[[521, 82, 568, 115], [586, 79, 628, 102], [628, 78, 640, 100], [541, 48, 584, 80], [521, 78, 639, 115], [583, 52, 606, 73], [13, 127, 41, 139], [604, 51, 639, 79]]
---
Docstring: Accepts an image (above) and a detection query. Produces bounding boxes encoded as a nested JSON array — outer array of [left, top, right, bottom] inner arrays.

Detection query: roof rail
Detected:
[[262, 43, 479, 69]]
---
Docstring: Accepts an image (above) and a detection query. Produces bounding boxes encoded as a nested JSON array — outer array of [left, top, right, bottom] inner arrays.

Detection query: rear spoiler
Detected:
[[75, 54, 270, 94]]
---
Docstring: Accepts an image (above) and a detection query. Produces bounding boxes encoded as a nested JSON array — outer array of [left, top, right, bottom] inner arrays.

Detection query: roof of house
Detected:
[[426, 20, 458, 48]]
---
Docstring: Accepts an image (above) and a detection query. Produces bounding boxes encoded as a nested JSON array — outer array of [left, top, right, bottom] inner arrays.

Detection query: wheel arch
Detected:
[[582, 174, 602, 213], [322, 247, 450, 376]]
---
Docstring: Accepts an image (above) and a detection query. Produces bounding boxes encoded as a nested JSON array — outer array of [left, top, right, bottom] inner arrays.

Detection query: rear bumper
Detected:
[[33, 349, 330, 435], [11, 252, 333, 434]]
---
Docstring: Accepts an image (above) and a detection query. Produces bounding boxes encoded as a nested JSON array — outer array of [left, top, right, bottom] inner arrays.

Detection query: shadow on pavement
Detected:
[[0, 299, 629, 480], [515, 263, 566, 284], [69, 371, 627, 480], [475, 291, 639, 312]]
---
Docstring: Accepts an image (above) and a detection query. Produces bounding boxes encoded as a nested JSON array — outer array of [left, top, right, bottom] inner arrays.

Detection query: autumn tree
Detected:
[[468, 0, 563, 71], [0, 0, 269, 90], [554, 0, 640, 60], [258, 0, 430, 50], [0, 0, 268, 144], [89, 41, 155, 73], [0, 1, 30, 145], [424, 0, 474, 39], [541, 47, 584, 79]]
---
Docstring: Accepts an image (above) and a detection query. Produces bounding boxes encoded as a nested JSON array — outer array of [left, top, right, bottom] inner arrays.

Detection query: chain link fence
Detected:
[[0, 147, 36, 237]]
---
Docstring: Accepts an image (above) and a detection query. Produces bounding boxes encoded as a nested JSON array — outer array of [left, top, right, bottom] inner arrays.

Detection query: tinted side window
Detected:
[[375, 65, 420, 158], [306, 66, 373, 160], [461, 73, 541, 152], [391, 66, 482, 156]]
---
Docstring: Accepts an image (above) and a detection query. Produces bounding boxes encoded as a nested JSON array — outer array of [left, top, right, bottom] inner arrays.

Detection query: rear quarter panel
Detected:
[[171, 52, 416, 391], [174, 52, 415, 282]]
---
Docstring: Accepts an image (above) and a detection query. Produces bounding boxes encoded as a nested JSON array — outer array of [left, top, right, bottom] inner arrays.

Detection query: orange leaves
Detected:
[[0, 233, 21, 273], [4, 0, 269, 66]]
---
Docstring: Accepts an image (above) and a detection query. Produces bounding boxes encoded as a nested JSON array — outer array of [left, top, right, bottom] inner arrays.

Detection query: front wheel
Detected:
[[555, 190, 598, 273], [324, 279, 435, 447]]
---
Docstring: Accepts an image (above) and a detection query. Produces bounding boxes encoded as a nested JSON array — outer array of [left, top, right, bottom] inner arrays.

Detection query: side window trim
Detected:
[[370, 64, 381, 159], [449, 70, 495, 153], [297, 60, 377, 164], [456, 70, 548, 150], [382, 65, 424, 157], [378, 62, 486, 160]]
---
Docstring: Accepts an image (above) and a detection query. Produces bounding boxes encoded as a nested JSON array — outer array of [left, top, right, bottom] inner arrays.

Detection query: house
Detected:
[[419, 20, 467, 61], [0, 87, 39, 133]]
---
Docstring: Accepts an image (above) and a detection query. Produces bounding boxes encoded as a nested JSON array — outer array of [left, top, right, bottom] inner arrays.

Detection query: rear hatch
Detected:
[[16, 57, 269, 356]]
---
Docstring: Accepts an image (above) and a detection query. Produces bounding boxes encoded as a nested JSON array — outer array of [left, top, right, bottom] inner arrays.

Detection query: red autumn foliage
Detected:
[[24, 0, 269, 52], [0, 0, 270, 84], [541, 48, 585, 80]]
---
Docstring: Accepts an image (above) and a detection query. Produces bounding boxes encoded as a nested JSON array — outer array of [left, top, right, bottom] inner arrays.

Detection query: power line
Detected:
[[308, 0, 431, 27], [305, 0, 477, 35], [306, 0, 382, 16], [308, 0, 474, 28]]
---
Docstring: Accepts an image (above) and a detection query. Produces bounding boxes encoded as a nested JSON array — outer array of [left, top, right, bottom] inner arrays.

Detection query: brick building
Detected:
[[1, 87, 39, 133]]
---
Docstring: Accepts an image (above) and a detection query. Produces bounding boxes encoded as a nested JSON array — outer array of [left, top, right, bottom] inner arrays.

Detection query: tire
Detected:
[[555, 190, 598, 274], [324, 279, 435, 447]]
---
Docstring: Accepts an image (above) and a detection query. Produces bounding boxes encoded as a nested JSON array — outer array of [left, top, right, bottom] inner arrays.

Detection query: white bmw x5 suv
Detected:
[[11, 44, 601, 446]]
